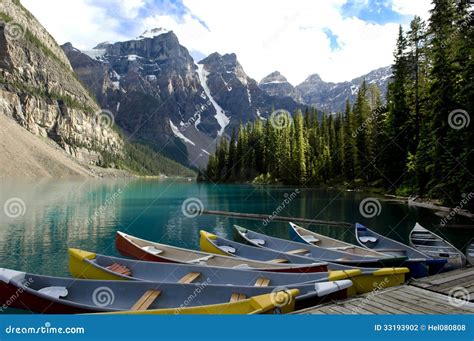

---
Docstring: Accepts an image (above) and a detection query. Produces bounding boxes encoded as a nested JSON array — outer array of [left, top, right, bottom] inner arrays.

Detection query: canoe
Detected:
[[0, 267, 352, 314], [69, 248, 359, 286], [200, 230, 332, 265], [355, 223, 446, 277], [231, 225, 392, 268], [116, 231, 328, 273], [229, 226, 410, 295], [288, 222, 407, 265], [467, 243, 474, 265], [409, 222, 466, 271]]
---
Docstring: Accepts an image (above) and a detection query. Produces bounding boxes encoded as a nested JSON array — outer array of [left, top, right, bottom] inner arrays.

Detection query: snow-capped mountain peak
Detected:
[[137, 28, 170, 40]]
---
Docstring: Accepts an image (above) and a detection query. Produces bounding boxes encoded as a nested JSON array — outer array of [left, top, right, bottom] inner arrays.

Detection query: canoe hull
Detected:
[[1, 267, 311, 314], [467, 244, 474, 266], [72, 248, 390, 299], [69, 249, 126, 281], [288, 223, 397, 259], [354, 223, 444, 278], [117, 232, 328, 273], [0, 281, 91, 314], [409, 223, 466, 272], [348, 270, 406, 297], [235, 225, 404, 268], [233, 226, 410, 293], [405, 260, 429, 278], [0, 279, 298, 314], [288, 227, 406, 268], [116, 232, 176, 263]]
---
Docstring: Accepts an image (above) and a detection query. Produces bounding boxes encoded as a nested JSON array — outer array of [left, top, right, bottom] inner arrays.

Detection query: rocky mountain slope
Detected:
[[198, 53, 301, 131], [63, 31, 219, 168], [63, 31, 303, 168], [259, 66, 392, 113], [0, 0, 123, 168], [0, 114, 94, 177], [259, 71, 302, 102]]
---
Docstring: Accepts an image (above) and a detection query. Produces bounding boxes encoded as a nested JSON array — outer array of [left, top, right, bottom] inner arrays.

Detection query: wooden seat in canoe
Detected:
[[376, 248, 406, 253], [178, 272, 201, 284], [254, 278, 270, 287], [106, 263, 132, 276], [268, 258, 289, 263], [287, 249, 309, 255], [130, 290, 161, 311], [332, 246, 355, 251], [230, 293, 247, 302]]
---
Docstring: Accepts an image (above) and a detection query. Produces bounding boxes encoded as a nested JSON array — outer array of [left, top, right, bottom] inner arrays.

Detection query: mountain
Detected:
[[296, 66, 392, 112], [63, 31, 303, 168], [259, 66, 393, 113], [258, 71, 302, 102], [0, 0, 123, 175], [0, 2, 193, 178], [63, 30, 220, 168], [197, 53, 302, 133]]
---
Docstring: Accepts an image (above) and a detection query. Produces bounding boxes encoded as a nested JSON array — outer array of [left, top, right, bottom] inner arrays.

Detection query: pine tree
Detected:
[[427, 0, 460, 199], [343, 100, 356, 182], [384, 25, 411, 187]]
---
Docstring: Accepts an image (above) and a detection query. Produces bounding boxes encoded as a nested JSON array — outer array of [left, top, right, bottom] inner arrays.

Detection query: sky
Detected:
[[21, 0, 432, 84]]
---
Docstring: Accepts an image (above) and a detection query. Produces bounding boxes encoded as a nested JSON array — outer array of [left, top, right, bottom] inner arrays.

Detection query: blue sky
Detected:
[[341, 0, 415, 25], [22, 0, 432, 83]]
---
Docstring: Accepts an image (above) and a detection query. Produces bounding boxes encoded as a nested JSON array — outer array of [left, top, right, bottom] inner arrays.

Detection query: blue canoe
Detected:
[[355, 223, 447, 277]]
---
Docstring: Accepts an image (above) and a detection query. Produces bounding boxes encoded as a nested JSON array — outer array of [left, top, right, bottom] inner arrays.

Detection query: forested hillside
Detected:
[[202, 0, 473, 209]]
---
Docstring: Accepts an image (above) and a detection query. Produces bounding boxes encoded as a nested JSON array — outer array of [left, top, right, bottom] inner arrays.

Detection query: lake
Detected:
[[0, 178, 472, 280]]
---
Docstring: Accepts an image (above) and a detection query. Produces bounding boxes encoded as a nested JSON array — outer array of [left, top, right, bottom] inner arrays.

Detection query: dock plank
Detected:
[[295, 268, 474, 315], [383, 289, 453, 314], [412, 268, 474, 286], [369, 294, 426, 314]]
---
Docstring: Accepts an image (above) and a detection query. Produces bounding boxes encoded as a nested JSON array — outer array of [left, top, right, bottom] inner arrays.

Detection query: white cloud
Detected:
[[159, 0, 400, 83], [22, 0, 128, 49], [21, 0, 431, 84], [391, 0, 432, 20], [116, 0, 146, 19]]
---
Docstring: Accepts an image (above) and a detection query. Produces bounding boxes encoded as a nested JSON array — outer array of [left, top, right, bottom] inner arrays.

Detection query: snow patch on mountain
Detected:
[[137, 28, 170, 40], [127, 54, 140, 61], [170, 120, 195, 146], [81, 48, 106, 60], [196, 63, 230, 136]]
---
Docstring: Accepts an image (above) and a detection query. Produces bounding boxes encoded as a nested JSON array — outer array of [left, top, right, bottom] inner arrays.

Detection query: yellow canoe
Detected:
[[200, 230, 409, 297], [91, 289, 299, 315], [69, 248, 359, 283]]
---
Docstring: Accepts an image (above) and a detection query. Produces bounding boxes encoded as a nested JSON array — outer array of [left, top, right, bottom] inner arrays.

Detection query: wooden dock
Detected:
[[296, 268, 474, 314], [411, 267, 474, 298]]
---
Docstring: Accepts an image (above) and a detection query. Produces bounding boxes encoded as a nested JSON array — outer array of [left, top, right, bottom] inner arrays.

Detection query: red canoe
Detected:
[[115, 231, 328, 273]]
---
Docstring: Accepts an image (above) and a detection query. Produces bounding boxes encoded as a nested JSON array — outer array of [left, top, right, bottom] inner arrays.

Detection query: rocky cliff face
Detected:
[[0, 0, 122, 165], [63, 31, 226, 167], [198, 53, 302, 133], [63, 32, 303, 167]]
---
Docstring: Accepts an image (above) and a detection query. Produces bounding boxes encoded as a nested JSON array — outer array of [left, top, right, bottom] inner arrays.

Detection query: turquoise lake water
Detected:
[[1, 178, 472, 280]]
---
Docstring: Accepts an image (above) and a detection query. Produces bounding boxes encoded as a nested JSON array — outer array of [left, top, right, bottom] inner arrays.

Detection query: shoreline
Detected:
[[202, 179, 474, 221]]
